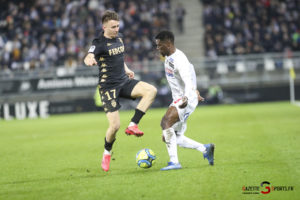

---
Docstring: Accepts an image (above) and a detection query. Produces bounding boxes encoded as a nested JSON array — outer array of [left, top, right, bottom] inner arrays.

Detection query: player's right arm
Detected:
[[85, 40, 100, 66], [84, 53, 97, 66]]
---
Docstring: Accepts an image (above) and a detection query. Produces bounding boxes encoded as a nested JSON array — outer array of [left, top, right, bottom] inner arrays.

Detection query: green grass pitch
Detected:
[[1, 102, 299, 200]]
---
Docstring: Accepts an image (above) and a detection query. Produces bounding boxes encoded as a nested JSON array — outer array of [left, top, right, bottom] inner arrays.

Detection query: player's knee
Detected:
[[109, 122, 120, 132], [160, 117, 171, 130], [150, 85, 157, 97], [144, 85, 157, 100], [176, 135, 184, 147]]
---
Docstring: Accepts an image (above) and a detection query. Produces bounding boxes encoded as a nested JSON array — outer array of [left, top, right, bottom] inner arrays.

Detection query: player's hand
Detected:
[[126, 69, 135, 79], [196, 90, 205, 102], [84, 53, 97, 66], [179, 96, 188, 109]]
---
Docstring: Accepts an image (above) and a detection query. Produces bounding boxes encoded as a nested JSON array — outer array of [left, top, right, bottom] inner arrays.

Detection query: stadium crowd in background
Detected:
[[202, 0, 300, 59], [0, 0, 170, 71]]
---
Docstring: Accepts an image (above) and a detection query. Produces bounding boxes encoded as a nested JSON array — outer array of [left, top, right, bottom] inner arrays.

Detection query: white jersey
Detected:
[[164, 49, 197, 101]]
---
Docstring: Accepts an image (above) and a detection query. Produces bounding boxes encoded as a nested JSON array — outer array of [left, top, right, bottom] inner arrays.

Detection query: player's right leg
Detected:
[[101, 111, 120, 172], [125, 81, 157, 136], [131, 81, 157, 112]]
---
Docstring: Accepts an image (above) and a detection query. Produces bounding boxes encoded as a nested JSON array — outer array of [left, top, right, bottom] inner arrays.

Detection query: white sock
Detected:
[[163, 128, 179, 164], [129, 122, 136, 127], [177, 135, 206, 153], [104, 149, 111, 155]]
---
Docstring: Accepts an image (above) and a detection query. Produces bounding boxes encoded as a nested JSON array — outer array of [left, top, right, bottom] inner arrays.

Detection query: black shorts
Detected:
[[99, 79, 139, 113]]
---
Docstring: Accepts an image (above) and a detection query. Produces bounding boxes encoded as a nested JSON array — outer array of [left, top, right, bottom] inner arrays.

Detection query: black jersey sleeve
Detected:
[[88, 38, 104, 55]]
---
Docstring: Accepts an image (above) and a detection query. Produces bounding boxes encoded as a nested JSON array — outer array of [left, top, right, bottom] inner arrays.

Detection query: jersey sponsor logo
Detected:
[[108, 45, 124, 56], [173, 98, 182, 104], [165, 67, 174, 77], [88, 45, 96, 53]]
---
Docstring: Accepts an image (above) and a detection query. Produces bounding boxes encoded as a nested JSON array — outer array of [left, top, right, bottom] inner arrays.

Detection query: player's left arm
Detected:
[[124, 63, 134, 79], [177, 59, 197, 108]]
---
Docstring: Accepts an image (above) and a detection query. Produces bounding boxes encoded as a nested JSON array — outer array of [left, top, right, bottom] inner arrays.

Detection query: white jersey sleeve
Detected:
[[175, 54, 197, 99]]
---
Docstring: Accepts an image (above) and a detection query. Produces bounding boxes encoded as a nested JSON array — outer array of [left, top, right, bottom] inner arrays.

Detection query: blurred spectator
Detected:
[[202, 0, 300, 58], [0, 0, 170, 71], [175, 3, 186, 34], [205, 85, 223, 104]]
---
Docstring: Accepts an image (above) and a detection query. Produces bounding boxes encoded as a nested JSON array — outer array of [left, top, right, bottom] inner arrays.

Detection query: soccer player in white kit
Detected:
[[155, 31, 215, 170]]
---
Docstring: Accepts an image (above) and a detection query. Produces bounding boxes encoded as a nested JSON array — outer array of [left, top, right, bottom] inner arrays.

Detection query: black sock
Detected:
[[104, 137, 115, 151], [131, 109, 145, 124]]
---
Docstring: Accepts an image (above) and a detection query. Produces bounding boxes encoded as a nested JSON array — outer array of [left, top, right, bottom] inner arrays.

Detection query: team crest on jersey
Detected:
[[111, 100, 117, 108], [107, 43, 112, 46]]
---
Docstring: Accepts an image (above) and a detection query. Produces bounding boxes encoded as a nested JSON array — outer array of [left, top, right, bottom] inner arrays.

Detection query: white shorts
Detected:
[[170, 96, 198, 123]]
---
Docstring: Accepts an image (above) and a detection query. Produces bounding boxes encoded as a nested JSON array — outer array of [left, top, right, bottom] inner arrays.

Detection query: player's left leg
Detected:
[[125, 81, 157, 136], [174, 122, 206, 152], [174, 120, 214, 165]]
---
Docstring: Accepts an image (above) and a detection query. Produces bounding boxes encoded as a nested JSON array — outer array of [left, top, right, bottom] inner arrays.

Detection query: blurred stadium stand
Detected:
[[1, 0, 300, 119], [201, 0, 300, 58], [0, 0, 170, 71]]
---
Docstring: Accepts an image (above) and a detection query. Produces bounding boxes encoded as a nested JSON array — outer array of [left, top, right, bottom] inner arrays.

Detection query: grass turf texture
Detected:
[[0, 101, 299, 200]]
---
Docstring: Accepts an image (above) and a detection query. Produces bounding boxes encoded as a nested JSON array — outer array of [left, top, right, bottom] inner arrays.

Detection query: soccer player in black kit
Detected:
[[84, 11, 157, 172]]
